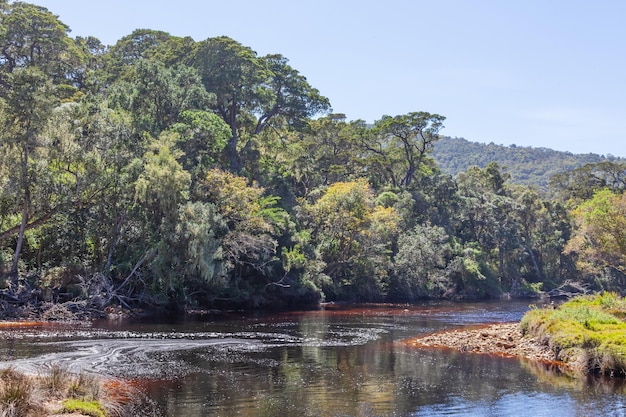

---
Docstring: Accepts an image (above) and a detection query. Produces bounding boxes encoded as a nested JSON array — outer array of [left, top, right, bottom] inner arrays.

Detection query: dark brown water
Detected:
[[1, 301, 625, 416]]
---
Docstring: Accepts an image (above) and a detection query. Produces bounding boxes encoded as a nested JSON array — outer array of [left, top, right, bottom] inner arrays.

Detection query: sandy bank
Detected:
[[407, 322, 564, 365]]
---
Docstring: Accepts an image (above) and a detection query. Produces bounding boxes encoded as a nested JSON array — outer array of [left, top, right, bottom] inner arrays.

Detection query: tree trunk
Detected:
[[11, 145, 30, 281], [226, 106, 241, 173], [526, 244, 543, 281], [104, 212, 125, 276]]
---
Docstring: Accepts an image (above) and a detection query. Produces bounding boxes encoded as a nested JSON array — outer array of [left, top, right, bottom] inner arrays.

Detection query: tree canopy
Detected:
[[0, 1, 623, 313]]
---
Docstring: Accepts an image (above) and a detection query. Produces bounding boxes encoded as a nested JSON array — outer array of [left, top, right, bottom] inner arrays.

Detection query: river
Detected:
[[1, 300, 625, 416]]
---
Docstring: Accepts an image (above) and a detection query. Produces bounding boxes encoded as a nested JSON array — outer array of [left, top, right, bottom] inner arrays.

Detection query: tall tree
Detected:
[[195, 37, 329, 172], [254, 54, 330, 134], [195, 36, 265, 172], [1, 68, 56, 277], [0, 2, 83, 86], [363, 112, 445, 188]]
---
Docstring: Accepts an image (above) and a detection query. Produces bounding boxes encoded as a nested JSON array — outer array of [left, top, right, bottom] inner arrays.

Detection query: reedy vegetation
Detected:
[[0, 1, 625, 311], [0, 366, 136, 417]]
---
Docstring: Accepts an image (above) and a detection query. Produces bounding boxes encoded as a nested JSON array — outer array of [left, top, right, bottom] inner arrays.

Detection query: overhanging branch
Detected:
[[0, 208, 58, 242]]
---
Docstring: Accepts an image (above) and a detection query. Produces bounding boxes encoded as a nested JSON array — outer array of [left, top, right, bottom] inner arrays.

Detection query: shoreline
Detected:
[[405, 322, 569, 369]]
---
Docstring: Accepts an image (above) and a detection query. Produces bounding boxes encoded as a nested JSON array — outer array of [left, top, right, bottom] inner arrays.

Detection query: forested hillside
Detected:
[[433, 137, 622, 188], [1, 2, 625, 315]]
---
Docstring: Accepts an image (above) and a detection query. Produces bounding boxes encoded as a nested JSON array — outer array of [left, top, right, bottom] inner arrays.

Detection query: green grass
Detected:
[[59, 399, 107, 417], [521, 292, 626, 376]]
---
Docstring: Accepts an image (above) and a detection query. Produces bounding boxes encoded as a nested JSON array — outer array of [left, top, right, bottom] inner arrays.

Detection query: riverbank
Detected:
[[407, 322, 563, 365], [0, 367, 141, 417], [408, 293, 626, 378]]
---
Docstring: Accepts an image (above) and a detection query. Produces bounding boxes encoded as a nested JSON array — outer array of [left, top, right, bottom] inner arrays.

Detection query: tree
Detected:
[[1, 68, 56, 278], [254, 54, 330, 134], [455, 164, 522, 293], [363, 112, 445, 188], [305, 179, 400, 300], [133, 131, 192, 294], [195, 37, 330, 172], [565, 189, 626, 283], [392, 223, 452, 300], [269, 114, 365, 196], [550, 161, 626, 204], [194, 36, 265, 172], [0, 2, 83, 86], [193, 168, 291, 305]]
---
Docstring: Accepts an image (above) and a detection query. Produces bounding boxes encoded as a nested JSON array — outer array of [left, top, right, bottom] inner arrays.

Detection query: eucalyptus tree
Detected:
[[391, 223, 453, 300], [454, 163, 523, 292], [194, 36, 330, 172], [170, 109, 231, 181], [362, 112, 445, 188], [0, 1, 89, 278], [44, 99, 137, 275]]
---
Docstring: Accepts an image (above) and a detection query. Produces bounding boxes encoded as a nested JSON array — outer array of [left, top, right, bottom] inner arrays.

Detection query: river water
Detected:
[[1, 300, 625, 416]]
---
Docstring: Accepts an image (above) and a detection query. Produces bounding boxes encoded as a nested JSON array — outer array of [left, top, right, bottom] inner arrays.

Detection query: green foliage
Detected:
[[391, 223, 452, 300], [0, 1, 602, 311], [194, 36, 329, 172], [108, 59, 212, 136], [0, 2, 84, 80], [565, 189, 626, 285], [60, 399, 107, 417], [363, 112, 444, 188], [135, 132, 191, 219], [175, 201, 225, 284], [304, 179, 400, 300], [521, 293, 626, 375], [171, 109, 230, 177], [550, 161, 626, 204]]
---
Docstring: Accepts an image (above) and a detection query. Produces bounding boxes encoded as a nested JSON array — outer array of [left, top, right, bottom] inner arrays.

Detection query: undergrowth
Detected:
[[521, 292, 626, 376], [0, 366, 138, 417]]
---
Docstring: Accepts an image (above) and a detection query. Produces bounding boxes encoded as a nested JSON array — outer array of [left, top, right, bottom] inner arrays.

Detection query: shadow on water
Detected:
[[0, 301, 625, 416]]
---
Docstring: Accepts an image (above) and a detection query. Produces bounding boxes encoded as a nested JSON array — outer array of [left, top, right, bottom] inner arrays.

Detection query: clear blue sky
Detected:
[[34, 0, 626, 157]]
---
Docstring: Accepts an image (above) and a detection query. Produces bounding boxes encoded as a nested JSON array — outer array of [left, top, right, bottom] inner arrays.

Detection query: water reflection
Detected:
[[1, 301, 625, 416]]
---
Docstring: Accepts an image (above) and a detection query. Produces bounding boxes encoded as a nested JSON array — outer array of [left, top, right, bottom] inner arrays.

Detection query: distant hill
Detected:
[[432, 137, 623, 188]]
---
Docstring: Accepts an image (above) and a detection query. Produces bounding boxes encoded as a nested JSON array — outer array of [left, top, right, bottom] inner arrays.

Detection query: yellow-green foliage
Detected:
[[521, 292, 626, 375], [60, 399, 107, 417]]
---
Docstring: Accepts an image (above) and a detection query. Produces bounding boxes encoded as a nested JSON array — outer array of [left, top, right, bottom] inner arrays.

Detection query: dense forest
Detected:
[[1, 1, 625, 314], [433, 137, 622, 189]]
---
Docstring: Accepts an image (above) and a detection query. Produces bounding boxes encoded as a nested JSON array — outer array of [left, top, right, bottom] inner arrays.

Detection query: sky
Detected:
[[33, 0, 626, 157]]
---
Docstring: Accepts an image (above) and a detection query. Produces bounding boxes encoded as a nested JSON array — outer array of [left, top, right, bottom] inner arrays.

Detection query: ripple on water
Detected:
[[411, 392, 586, 417]]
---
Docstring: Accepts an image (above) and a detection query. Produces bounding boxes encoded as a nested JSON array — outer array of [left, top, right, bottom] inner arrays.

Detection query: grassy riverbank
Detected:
[[521, 292, 626, 376], [0, 367, 136, 417]]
